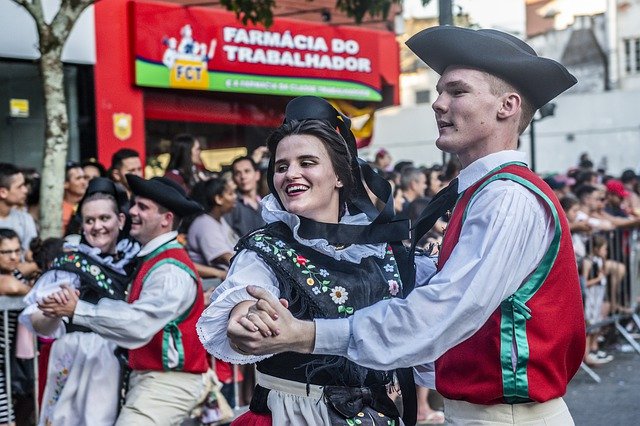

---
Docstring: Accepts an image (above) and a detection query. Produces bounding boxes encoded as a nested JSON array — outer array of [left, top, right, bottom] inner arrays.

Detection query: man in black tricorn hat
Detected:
[[229, 26, 586, 424], [44, 175, 210, 425]]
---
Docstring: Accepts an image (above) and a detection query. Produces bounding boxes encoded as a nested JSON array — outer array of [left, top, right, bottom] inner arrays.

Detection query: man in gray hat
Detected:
[[40, 176, 209, 425], [226, 26, 587, 424]]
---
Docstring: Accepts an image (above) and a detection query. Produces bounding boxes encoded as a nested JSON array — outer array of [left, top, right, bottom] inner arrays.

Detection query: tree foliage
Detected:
[[221, 0, 414, 26]]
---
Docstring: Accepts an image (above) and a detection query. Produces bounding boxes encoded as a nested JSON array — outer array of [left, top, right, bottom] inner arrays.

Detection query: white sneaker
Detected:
[[585, 352, 612, 365]]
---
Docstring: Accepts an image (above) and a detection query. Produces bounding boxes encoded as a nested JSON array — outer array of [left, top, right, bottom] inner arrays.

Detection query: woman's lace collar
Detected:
[[260, 194, 387, 263], [64, 238, 140, 274]]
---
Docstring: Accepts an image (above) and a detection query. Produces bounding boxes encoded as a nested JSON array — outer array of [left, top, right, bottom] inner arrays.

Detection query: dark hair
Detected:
[[393, 161, 414, 174], [80, 192, 120, 216], [111, 149, 140, 170], [621, 169, 637, 184], [82, 159, 108, 177], [559, 195, 579, 212], [0, 163, 21, 189], [167, 134, 199, 187], [266, 120, 354, 214], [65, 161, 83, 182], [190, 176, 229, 212], [26, 176, 40, 208], [574, 184, 597, 202], [231, 156, 258, 172], [30, 237, 64, 270], [0, 228, 19, 243]]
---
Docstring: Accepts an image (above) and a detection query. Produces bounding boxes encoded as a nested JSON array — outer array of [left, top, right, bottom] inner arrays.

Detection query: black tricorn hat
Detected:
[[126, 175, 203, 217], [406, 26, 577, 109]]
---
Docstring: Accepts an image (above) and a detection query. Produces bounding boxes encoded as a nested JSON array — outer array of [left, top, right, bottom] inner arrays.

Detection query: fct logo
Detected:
[[164, 25, 216, 90]]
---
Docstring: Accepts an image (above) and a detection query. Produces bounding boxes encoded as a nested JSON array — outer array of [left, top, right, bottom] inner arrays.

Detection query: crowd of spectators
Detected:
[[1, 144, 639, 425]]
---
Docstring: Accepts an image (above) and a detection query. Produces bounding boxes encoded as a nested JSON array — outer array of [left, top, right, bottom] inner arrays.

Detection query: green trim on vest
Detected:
[[144, 257, 198, 371], [461, 170, 562, 403], [143, 241, 184, 261]]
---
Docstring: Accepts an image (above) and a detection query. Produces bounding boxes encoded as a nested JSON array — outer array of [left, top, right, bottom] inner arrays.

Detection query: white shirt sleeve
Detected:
[[197, 249, 281, 364], [18, 270, 81, 338], [313, 180, 554, 373], [73, 263, 197, 349]]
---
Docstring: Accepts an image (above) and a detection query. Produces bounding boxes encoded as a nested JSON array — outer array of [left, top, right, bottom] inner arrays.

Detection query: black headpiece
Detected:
[[267, 96, 408, 245]]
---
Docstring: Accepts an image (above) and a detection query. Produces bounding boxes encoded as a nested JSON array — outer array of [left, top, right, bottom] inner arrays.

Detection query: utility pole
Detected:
[[439, 0, 453, 25]]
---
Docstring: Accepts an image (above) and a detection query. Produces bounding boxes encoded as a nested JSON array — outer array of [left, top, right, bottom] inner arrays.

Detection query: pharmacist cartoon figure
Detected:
[[163, 24, 216, 69]]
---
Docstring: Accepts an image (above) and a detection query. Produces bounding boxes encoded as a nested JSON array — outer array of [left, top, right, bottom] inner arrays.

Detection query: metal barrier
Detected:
[[580, 228, 640, 382], [0, 295, 38, 424]]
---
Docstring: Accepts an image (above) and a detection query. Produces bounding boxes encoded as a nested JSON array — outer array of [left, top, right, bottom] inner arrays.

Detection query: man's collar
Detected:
[[137, 231, 179, 257], [457, 150, 529, 193]]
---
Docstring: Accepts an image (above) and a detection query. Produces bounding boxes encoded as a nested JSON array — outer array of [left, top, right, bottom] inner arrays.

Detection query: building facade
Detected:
[[0, 0, 401, 172]]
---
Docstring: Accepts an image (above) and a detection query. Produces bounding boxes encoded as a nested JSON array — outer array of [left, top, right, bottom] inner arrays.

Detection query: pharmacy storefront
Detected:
[[94, 0, 400, 168]]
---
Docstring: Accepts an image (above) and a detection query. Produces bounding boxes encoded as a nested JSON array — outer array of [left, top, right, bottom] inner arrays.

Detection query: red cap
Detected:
[[606, 179, 629, 198]]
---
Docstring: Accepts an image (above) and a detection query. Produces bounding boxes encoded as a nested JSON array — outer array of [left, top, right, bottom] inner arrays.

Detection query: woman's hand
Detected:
[[38, 284, 79, 318], [227, 286, 315, 356]]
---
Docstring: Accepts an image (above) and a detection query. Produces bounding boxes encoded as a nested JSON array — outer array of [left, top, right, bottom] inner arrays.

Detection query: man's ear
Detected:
[[111, 169, 122, 183], [497, 92, 521, 120], [0, 187, 7, 200], [161, 210, 175, 228]]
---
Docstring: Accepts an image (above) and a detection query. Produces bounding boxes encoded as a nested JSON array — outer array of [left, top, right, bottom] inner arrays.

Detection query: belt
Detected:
[[255, 371, 399, 419]]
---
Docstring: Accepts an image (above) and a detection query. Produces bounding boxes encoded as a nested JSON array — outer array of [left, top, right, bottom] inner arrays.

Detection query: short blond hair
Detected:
[[484, 73, 535, 135]]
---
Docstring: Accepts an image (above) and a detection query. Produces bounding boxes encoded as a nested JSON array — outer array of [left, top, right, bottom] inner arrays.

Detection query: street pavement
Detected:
[[565, 345, 640, 425]]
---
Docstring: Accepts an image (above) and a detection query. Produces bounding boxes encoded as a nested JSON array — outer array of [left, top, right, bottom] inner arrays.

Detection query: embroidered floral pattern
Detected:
[[344, 412, 397, 426], [43, 353, 74, 425], [387, 280, 399, 296], [52, 253, 115, 296], [250, 235, 401, 317], [252, 233, 357, 316], [330, 286, 349, 304]]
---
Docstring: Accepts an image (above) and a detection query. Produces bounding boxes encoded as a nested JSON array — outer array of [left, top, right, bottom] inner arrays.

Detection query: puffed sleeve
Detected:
[[196, 249, 281, 364], [18, 270, 81, 337]]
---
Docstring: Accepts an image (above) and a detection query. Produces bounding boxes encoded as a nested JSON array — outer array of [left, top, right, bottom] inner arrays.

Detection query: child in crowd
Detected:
[[582, 235, 614, 366]]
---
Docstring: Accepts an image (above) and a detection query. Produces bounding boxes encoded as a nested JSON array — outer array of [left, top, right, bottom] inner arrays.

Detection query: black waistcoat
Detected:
[[236, 221, 404, 387], [49, 251, 131, 304]]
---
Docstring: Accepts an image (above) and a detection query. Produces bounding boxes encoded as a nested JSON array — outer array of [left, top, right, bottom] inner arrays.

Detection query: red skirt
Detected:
[[37, 337, 55, 407], [231, 411, 272, 426]]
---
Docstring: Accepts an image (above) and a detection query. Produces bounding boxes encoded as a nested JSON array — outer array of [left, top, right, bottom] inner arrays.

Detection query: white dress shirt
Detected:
[[313, 151, 555, 388], [74, 231, 197, 351]]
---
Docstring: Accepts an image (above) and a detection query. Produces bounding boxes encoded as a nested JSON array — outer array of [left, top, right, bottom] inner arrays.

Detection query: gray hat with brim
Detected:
[[406, 26, 577, 109]]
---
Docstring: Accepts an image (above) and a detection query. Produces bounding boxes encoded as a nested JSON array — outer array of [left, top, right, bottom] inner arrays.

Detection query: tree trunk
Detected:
[[38, 47, 68, 238]]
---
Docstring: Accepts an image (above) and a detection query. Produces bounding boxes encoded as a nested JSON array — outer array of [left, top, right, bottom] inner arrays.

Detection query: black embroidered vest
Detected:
[[49, 251, 130, 305], [236, 222, 404, 387]]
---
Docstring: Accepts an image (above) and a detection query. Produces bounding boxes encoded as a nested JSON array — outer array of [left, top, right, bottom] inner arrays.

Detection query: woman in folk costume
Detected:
[[197, 96, 425, 426], [19, 177, 140, 426]]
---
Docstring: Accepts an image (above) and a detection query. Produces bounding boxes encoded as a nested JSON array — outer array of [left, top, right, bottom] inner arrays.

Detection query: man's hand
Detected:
[[227, 285, 316, 356], [38, 284, 79, 318]]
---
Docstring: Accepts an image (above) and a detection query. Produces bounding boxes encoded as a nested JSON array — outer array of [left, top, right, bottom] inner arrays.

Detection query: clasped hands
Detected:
[[227, 286, 315, 356], [37, 284, 80, 318]]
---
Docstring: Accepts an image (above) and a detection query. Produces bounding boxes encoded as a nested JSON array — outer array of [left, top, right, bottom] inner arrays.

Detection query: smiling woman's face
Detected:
[[81, 198, 124, 254], [272, 134, 343, 224]]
